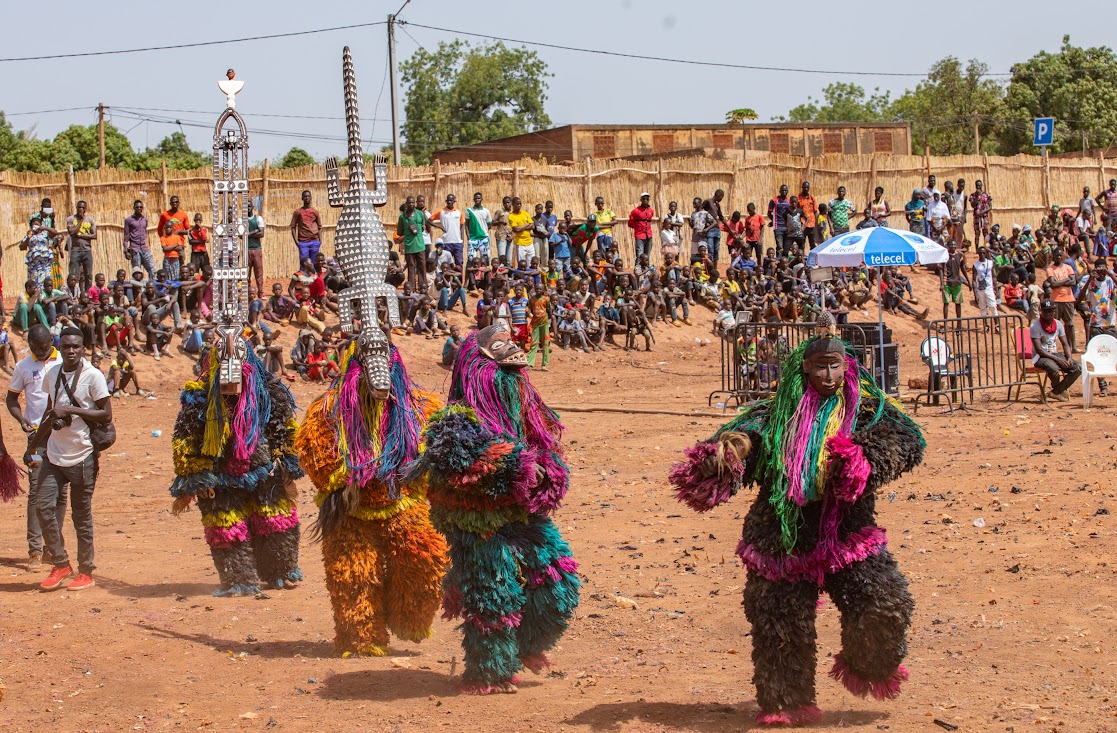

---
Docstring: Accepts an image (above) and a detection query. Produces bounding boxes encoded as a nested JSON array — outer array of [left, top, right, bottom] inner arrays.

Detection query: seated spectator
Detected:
[[1030, 298, 1081, 402], [289, 330, 315, 377], [265, 282, 298, 324], [40, 276, 68, 326], [257, 328, 294, 382], [13, 279, 49, 333], [411, 297, 445, 339], [1003, 273, 1028, 313], [181, 309, 211, 355], [441, 324, 463, 366], [306, 339, 339, 382], [557, 310, 591, 352], [97, 291, 134, 354], [475, 290, 497, 329], [436, 268, 468, 315], [107, 349, 144, 396]]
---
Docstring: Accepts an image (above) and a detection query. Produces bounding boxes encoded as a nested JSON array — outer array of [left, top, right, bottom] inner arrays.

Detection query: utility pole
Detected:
[[387, 13, 402, 165], [97, 103, 106, 168], [972, 114, 980, 155]]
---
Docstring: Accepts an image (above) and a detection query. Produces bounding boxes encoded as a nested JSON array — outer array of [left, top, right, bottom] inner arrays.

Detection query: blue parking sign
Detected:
[[1033, 117, 1054, 147]]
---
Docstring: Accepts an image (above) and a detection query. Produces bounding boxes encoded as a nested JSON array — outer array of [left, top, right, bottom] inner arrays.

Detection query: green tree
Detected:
[[52, 123, 138, 169], [725, 108, 759, 124], [996, 36, 1117, 155], [400, 40, 551, 164], [778, 82, 892, 123], [889, 57, 1004, 155], [135, 132, 209, 170], [276, 146, 315, 168]]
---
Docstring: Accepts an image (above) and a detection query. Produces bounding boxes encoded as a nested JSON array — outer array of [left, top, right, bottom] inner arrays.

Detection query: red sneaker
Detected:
[[40, 565, 73, 591], [67, 574, 96, 591]]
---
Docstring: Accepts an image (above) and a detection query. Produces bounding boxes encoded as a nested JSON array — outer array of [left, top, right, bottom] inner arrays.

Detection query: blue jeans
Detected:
[[131, 247, 156, 280], [297, 239, 321, 263], [705, 231, 722, 263], [438, 286, 466, 312], [596, 234, 614, 252], [446, 241, 463, 267], [162, 257, 180, 280]]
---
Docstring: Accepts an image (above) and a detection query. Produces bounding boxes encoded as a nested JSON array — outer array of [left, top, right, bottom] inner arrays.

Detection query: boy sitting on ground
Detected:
[[107, 349, 144, 396]]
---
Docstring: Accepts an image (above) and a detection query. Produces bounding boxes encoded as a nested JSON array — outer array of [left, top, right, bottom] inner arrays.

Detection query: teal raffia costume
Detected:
[[407, 322, 580, 694], [670, 336, 924, 724]]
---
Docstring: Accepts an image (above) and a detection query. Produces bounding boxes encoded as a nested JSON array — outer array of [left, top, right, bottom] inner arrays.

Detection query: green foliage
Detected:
[[779, 83, 893, 123], [890, 57, 1004, 154], [400, 40, 551, 164], [0, 114, 210, 172], [275, 146, 315, 169], [997, 36, 1117, 155], [725, 108, 759, 124]]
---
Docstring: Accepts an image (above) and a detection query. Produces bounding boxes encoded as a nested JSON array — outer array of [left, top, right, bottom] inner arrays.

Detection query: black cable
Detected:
[[401, 21, 1012, 78], [0, 21, 387, 63]]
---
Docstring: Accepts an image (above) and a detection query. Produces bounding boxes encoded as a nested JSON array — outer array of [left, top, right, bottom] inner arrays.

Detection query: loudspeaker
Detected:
[[843, 321, 893, 346]]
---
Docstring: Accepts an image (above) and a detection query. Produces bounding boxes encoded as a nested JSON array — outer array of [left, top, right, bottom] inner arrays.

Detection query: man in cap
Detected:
[[1030, 297, 1080, 402]]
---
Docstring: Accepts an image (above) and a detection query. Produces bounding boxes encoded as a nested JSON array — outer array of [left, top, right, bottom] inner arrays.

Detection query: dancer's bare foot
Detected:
[[459, 677, 519, 695]]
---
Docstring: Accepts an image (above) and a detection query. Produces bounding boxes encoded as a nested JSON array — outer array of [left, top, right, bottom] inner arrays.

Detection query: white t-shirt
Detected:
[[420, 209, 432, 246], [1029, 318, 1066, 365], [44, 359, 110, 467], [433, 207, 464, 245], [973, 258, 996, 293], [8, 350, 62, 427], [661, 212, 683, 245]]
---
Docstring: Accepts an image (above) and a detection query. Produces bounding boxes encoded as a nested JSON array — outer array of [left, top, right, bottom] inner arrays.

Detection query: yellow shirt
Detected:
[[596, 208, 616, 235], [508, 210, 533, 247]]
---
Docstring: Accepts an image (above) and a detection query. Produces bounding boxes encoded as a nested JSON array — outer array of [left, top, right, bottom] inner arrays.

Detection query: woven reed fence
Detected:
[[1, 152, 1113, 290]]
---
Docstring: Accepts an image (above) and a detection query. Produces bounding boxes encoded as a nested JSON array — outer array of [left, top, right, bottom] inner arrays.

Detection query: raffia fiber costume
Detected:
[[295, 343, 448, 656], [670, 337, 924, 724], [171, 348, 303, 596], [407, 324, 580, 694]]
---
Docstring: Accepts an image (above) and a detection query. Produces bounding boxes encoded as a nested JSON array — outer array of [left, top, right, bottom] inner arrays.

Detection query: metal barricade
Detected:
[[709, 321, 876, 407], [913, 314, 1044, 412]]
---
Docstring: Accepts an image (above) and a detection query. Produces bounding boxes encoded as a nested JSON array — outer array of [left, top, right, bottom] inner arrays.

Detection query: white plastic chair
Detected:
[[1081, 334, 1117, 409]]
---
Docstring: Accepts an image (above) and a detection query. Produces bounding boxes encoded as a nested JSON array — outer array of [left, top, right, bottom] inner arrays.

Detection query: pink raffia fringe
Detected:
[[825, 434, 871, 503], [204, 521, 250, 549], [669, 442, 743, 512], [737, 526, 887, 585], [0, 454, 27, 503], [829, 653, 909, 701], [521, 652, 550, 674], [755, 705, 823, 726], [458, 675, 521, 695], [247, 508, 300, 536]]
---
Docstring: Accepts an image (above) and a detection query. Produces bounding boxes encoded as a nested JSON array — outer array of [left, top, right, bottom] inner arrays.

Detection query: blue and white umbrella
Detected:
[[807, 227, 949, 268], [807, 228, 948, 393]]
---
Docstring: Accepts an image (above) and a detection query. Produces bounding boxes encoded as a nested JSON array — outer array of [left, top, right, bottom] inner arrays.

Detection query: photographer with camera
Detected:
[[25, 327, 112, 591]]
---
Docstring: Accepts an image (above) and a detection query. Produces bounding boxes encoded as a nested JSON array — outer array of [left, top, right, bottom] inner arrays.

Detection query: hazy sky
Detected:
[[2, 0, 1111, 163]]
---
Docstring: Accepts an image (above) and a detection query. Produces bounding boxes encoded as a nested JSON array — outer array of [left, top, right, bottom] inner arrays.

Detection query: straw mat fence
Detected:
[[1, 152, 1113, 289]]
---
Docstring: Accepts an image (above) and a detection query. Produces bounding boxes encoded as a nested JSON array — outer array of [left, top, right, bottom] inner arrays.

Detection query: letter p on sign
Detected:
[[1033, 117, 1054, 147]]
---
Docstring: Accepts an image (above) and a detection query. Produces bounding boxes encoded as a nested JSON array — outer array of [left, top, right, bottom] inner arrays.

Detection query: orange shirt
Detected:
[[798, 194, 818, 228], [1046, 263, 1075, 303], [160, 232, 184, 259]]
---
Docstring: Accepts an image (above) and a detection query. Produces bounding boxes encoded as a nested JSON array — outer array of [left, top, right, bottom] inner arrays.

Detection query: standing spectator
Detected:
[[159, 220, 185, 280], [926, 192, 951, 242], [65, 200, 96, 293], [415, 194, 434, 252], [940, 240, 970, 319], [289, 190, 322, 263], [507, 283, 531, 348], [972, 246, 999, 321], [593, 197, 617, 253], [397, 196, 428, 292], [543, 200, 559, 262], [508, 197, 535, 268], [442, 324, 463, 366], [828, 186, 856, 236], [1030, 298, 1080, 402], [31, 198, 65, 290], [430, 194, 467, 268], [19, 215, 54, 290], [157, 195, 190, 253], [904, 190, 926, 234], [660, 200, 684, 260], [246, 201, 265, 298], [743, 202, 765, 262], [26, 326, 112, 591], [1095, 180, 1117, 228], [688, 197, 714, 261], [6, 325, 62, 570], [797, 181, 818, 247], [188, 213, 209, 272], [124, 200, 156, 280], [465, 192, 492, 265], [491, 196, 512, 263], [1076, 257, 1117, 395], [701, 189, 728, 265], [920, 175, 940, 237], [721, 210, 746, 257], [784, 197, 806, 254], [869, 186, 891, 226], [1079, 186, 1096, 225], [767, 184, 791, 257], [527, 283, 551, 371], [1045, 245, 1078, 351], [628, 193, 656, 259], [969, 179, 992, 244], [531, 204, 551, 265], [951, 179, 968, 246]]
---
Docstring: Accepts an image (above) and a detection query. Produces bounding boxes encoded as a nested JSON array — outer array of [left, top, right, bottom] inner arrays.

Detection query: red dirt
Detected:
[[0, 270, 1113, 732]]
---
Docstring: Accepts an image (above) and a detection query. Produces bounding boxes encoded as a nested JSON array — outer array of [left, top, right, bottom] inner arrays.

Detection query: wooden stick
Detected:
[[550, 404, 727, 418]]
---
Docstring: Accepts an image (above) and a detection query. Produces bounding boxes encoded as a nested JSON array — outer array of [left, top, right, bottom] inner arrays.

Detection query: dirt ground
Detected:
[[0, 271, 1114, 733]]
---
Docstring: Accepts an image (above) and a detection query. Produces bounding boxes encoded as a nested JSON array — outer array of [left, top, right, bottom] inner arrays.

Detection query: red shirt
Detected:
[[744, 214, 765, 242], [291, 207, 322, 242], [798, 194, 818, 228], [628, 205, 655, 240], [721, 218, 745, 244], [188, 226, 208, 253]]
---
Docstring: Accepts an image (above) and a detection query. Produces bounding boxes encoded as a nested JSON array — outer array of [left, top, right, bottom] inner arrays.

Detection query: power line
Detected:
[[401, 21, 1013, 78], [0, 20, 387, 63], [3, 106, 96, 116]]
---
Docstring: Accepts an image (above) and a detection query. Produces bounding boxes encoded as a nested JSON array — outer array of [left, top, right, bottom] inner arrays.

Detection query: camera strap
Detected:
[[53, 361, 83, 412]]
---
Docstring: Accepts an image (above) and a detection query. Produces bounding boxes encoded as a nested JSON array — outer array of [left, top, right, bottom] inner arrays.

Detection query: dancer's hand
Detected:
[[172, 495, 192, 515], [698, 431, 751, 478], [535, 463, 546, 485]]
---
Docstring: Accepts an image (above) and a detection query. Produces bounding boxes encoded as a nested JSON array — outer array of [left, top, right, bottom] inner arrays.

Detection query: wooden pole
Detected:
[[549, 404, 725, 419], [1099, 151, 1107, 193], [982, 152, 990, 192], [866, 155, 877, 212], [66, 165, 76, 218], [160, 159, 168, 214], [973, 114, 980, 155], [854, 125, 862, 155], [1042, 147, 1050, 211], [97, 103, 106, 169], [432, 157, 442, 202], [510, 160, 518, 199], [261, 158, 270, 215], [924, 146, 931, 178], [654, 158, 665, 224], [583, 157, 593, 216]]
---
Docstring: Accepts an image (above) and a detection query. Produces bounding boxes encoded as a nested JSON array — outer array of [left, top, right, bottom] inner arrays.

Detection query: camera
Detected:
[[51, 415, 73, 431]]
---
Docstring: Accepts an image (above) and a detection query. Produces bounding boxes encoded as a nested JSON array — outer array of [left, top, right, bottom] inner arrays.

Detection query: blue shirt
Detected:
[[509, 296, 529, 325], [545, 214, 559, 243], [553, 234, 571, 259]]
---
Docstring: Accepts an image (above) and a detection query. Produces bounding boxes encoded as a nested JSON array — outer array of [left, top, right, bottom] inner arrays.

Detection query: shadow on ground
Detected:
[[143, 624, 337, 659], [563, 701, 886, 731]]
